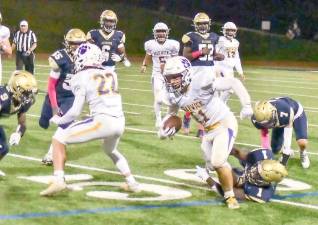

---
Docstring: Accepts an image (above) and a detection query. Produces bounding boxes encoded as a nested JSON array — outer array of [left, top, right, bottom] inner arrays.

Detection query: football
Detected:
[[163, 115, 182, 132]]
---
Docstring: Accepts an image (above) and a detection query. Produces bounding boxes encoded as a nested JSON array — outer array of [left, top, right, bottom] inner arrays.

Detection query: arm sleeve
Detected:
[[213, 77, 251, 107], [144, 41, 151, 55], [234, 44, 243, 74], [47, 76, 59, 108]]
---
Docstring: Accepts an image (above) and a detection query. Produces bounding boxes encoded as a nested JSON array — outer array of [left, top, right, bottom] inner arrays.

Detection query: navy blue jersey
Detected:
[[49, 49, 74, 98], [252, 97, 300, 129], [87, 29, 125, 67], [245, 148, 273, 167], [244, 182, 275, 203], [243, 148, 275, 202], [0, 86, 33, 117], [182, 31, 219, 66]]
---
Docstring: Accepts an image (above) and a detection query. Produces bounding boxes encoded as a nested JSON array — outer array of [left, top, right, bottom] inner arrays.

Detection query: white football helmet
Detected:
[[163, 56, 192, 94], [74, 43, 104, 73], [222, 22, 237, 39], [153, 22, 169, 43]]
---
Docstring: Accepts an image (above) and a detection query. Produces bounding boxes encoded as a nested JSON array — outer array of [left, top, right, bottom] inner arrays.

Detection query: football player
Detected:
[[40, 43, 139, 196], [196, 147, 288, 203], [0, 12, 13, 84], [215, 22, 244, 103], [87, 9, 131, 82], [181, 12, 224, 137], [252, 97, 310, 169], [0, 70, 38, 176], [39, 28, 86, 165], [141, 22, 180, 128], [158, 56, 253, 209]]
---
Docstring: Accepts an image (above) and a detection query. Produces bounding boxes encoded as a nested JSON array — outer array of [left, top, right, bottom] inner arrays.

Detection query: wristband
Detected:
[[191, 50, 202, 59]]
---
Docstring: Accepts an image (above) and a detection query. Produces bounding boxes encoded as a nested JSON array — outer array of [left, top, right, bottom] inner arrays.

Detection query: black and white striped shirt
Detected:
[[13, 30, 37, 52]]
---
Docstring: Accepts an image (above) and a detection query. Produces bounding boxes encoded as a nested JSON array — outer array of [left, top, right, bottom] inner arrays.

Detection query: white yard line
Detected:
[[7, 152, 318, 211], [7, 153, 210, 191], [271, 199, 318, 210]]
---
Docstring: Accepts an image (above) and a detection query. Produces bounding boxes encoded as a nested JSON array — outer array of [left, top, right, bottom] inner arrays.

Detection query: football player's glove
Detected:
[[9, 132, 21, 146], [157, 126, 176, 139], [240, 104, 253, 120], [111, 53, 122, 62], [50, 114, 62, 125]]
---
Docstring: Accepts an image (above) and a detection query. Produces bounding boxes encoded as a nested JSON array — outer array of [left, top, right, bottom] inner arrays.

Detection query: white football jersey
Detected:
[[144, 39, 180, 76], [0, 25, 10, 41], [0, 25, 10, 58], [174, 74, 232, 127], [71, 68, 123, 118], [215, 36, 243, 74]]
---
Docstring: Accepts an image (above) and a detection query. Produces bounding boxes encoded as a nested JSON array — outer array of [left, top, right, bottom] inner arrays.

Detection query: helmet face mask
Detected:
[[8, 71, 38, 111], [64, 28, 86, 56], [193, 12, 211, 34], [163, 56, 192, 95], [222, 22, 237, 39], [74, 43, 104, 73], [100, 10, 118, 33], [153, 22, 169, 44], [195, 22, 210, 34]]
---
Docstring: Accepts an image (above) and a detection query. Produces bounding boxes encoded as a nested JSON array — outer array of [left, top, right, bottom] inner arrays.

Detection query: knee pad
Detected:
[[212, 160, 231, 169], [52, 127, 67, 145]]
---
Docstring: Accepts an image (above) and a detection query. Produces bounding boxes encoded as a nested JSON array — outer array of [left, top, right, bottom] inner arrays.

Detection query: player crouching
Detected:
[[196, 147, 288, 203], [40, 43, 139, 196]]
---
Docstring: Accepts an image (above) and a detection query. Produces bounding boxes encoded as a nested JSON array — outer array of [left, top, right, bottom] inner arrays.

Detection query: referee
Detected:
[[12, 20, 37, 74]]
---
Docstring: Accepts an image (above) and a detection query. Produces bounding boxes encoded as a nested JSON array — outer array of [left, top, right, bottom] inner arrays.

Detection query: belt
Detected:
[[204, 122, 221, 132]]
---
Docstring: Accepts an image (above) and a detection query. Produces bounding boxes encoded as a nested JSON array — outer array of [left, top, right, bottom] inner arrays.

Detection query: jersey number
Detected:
[[62, 73, 72, 91], [51, 51, 63, 60], [0, 93, 8, 101], [94, 73, 115, 95], [101, 45, 111, 62], [198, 43, 214, 61]]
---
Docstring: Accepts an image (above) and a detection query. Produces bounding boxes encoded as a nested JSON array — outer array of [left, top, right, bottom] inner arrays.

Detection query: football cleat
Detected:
[[121, 181, 141, 193], [40, 179, 67, 196], [225, 196, 240, 209], [0, 169, 6, 177], [300, 150, 310, 169], [41, 153, 53, 166]]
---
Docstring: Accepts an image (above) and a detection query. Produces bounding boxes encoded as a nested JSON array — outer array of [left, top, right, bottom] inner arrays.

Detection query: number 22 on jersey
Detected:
[[94, 73, 116, 96]]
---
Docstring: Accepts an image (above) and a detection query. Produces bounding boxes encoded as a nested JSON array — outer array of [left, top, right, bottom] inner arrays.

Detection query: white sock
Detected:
[[125, 175, 136, 184], [115, 156, 131, 176], [53, 170, 65, 182], [224, 190, 235, 199], [47, 144, 53, 156]]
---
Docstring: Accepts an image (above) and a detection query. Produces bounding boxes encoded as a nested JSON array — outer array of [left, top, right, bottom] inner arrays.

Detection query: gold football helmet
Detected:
[[64, 28, 86, 55], [253, 100, 278, 128], [193, 12, 211, 34], [100, 10, 118, 33], [259, 159, 288, 183], [8, 70, 38, 110]]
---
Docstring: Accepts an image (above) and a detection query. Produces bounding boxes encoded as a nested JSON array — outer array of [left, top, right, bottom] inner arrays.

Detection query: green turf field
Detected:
[[0, 59, 318, 225]]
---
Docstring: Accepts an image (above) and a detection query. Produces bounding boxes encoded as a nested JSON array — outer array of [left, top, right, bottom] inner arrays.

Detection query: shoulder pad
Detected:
[[48, 57, 60, 70], [182, 34, 191, 44]]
